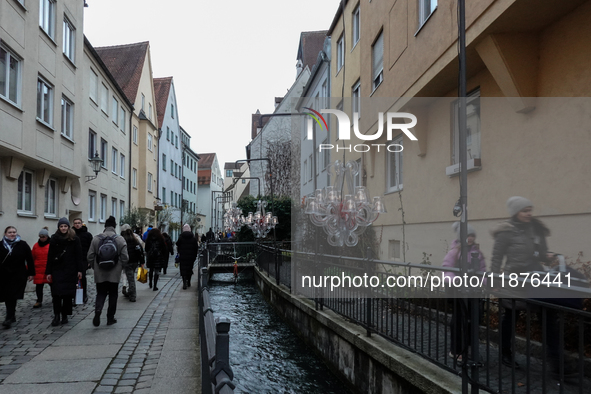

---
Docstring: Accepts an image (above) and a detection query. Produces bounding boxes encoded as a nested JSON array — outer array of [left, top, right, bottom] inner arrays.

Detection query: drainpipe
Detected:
[[128, 107, 134, 221]]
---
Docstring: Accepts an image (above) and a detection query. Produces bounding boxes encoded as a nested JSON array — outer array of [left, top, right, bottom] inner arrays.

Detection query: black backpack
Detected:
[[97, 235, 119, 270]]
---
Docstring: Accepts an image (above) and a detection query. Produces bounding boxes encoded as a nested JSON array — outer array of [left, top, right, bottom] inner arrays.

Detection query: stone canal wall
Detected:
[[254, 267, 464, 394]]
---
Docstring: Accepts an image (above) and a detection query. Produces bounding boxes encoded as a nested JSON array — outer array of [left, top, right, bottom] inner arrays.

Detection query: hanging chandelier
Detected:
[[244, 200, 278, 238], [305, 160, 386, 247], [223, 202, 244, 233]]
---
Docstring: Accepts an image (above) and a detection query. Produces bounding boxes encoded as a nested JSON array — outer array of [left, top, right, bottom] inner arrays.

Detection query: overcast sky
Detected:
[[83, 0, 339, 170]]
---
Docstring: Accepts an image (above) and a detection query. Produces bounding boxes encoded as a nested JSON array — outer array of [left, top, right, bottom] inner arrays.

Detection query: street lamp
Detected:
[[85, 151, 103, 182]]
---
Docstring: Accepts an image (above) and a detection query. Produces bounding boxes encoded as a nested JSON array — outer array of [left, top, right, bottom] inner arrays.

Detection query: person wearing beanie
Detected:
[[46, 218, 84, 326], [73, 218, 93, 304], [87, 216, 129, 327], [490, 196, 551, 369], [176, 225, 198, 290], [32, 228, 51, 308]]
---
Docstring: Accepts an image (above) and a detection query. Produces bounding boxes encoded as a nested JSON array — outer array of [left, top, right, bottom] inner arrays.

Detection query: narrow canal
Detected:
[[208, 273, 353, 394]]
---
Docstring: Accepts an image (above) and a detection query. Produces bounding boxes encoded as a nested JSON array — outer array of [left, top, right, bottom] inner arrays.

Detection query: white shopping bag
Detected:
[[75, 281, 84, 305]]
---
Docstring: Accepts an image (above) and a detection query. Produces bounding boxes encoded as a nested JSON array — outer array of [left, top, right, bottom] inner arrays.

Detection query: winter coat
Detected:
[[46, 230, 84, 297], [124, 236, 144, 268], [0, 237, 34, 302], [490, 218, 549, 275], [87, 227, 128, 283], [145, 238, 168, 270], [442, 239, 487, 280], [32, 240, 50, 285], [74, 226, 93, 268], [176, 231, 198, 277]]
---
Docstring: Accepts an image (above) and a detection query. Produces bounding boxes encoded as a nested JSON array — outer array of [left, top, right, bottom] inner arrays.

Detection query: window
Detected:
[[0, 44, 22, 105], [148, 103, 152, 120], [89, 69, 98, 103], [61, 96, 73, 139], [336, 35, 344, 71], [88, 130, 97, 159], [242, 179, 246, 184], [120, 153, 125, 178], [120, 107, 126, 132], [352, 80, 360, 118], [175, 135, 178, 148], [170, 191, 173, 207], [308, 154, 313, 181], [111, 147, 118, 173], [141, 93, 145, 111], [226, 170, 233, 177], [132, 168, 137, 188], [112, 97, 118, 125], [352, 5, 360, 46], [389, 240, 401, 260], [120, 201, 125, 220], [18, 170, 34, 213], [147, 134, 153, 151], [44, 178, 57, 217], [100, 194, 107, 222], [372, 32, 384, 91], [88, 191, 96, 221], [100, 84, 108, 114], [167, 127, 170, 141], [162, 187, 166, 204], [132, 126, 138, 145], [387, 135, 403, 192], [63, 18, 75, 61], [37, 77, 53, 126], [303, 160, 307, 184], [171, 103, 175, 118], [111, 198, 117, 216], [451, 89, 481, 165], [418, 0, 437, 28], [147, 172, 153, 192], [170, 160, 174, 176], [39, 0, 56, 38], [100, 139, 108, 169], [162, 154, 167, 171], [322, 138, 330, 169]]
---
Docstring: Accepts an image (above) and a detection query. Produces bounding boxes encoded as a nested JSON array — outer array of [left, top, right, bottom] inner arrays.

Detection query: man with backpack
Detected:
[[87, 216, 128, 327]]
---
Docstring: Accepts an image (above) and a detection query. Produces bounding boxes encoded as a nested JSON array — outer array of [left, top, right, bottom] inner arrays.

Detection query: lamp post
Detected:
[[85, 151, 103, 182]]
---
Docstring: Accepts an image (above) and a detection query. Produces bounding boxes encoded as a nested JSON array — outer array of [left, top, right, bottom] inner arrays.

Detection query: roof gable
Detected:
[[153, 77, 173, 129], [198, 153, 216, 169], [297, 31, 328, 72]]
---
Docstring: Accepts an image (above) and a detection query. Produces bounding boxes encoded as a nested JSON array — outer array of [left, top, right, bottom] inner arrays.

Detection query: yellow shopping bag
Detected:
[[137, 266, 148, 284]]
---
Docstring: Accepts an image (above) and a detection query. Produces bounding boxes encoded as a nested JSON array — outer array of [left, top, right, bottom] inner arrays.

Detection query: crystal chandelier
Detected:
[[305, 160, 386, 247], [244, 200, 278, 238], [223, 202, 244, 233]]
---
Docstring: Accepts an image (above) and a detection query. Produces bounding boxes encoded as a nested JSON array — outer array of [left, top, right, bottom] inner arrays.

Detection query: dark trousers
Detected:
[[148, 268, 161, 286], [4, 300, 16, 320], [501, 306, 559, 360], [52, 295, 72, 319], [36, 284, 47, 303], [450, 300, 468, 355], [95, 282, 118, 319]]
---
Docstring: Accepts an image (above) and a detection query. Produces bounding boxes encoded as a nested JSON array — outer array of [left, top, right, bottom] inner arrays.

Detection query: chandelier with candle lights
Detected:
[[244, 200, 278, 238], [223, 202, 245, 233], [305, 160, 386, 247]]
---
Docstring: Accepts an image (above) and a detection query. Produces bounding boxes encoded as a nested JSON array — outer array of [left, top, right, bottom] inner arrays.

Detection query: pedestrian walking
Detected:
[[87, 216, 128, 327], [32, 228, 51, 308], [145, 228, 168, 291], [142, 225, 153, 242], [45, 218, 84, 326], [176, 225, 199, 290], [73, 218, 93, 303], [443, 222, 486, 362], [0, 226, 35, 329], [120, 225, 144, 298], [162, 232, 174, 275], [120, 224, 145, 302], [206, 228, 214, 243]]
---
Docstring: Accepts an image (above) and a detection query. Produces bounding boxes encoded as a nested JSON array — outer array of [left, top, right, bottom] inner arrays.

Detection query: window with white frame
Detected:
[[88, 130, 97, 159], [451, 89, 481, 165], [119, 107, 125, 132], [0, 44, 22, 105], [387, 135, 403, 192], [111, 147, 118, 173], [100, 138, 107, 168], [63, 17, 75, 62], [132, 125, 138, 145], [100, 194, 107, 222], [153, 143, 157, 161], [148, 103, 152, 120], [372, 32, 384, 91], [88, 191, 96, 221], [352, 5, 360, 46], [112, 97, 118, 125], [111, 198, 117, 216], [61, 96, 73, 139], [120, 200, 125, 220], [44, 177, 57, 217], [100, 83, 108, 114], [147, 133, 153, 151], [89, 69, 98, 103], [418, 0, 437, 28], [352, 80, 360, 118], [36, 77, 53, 125], [336, 35, 344, 71], [132, 168, 137, 188], [147, 172, 153, 192], [39, 0, 56, 38], [17, 170, 34, 213], [120, 153, 125, 178]]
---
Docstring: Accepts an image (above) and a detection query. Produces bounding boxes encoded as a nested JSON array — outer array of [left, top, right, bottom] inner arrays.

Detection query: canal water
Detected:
[[208, 273, 353, 394]]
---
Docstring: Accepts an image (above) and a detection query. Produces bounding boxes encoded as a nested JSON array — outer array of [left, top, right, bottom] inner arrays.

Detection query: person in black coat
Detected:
[[46, 218, 84, 326], [162, 232, 174, 275], [73, 218, 92, 303], [145, 228, 169, 291], [0, 226, 35, 329], [176, 225, 199, 289]]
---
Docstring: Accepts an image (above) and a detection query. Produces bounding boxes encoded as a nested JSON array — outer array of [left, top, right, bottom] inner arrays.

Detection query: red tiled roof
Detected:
[[153, 77, 173, 129], [198, 153, 216, 169], [95, 42, 149, 104], [297, 31, 328, 72]]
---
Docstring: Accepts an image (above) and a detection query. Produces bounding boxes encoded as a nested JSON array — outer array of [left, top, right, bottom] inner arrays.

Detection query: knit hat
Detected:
[[58, 217, 70, 228], [39, 228, 49, 237], [105, 216, 117, 228], [506, 196, 533, 217], [183, 224, 191, 232], [120, 224, 131, 232], [452, 221, 476, 239]]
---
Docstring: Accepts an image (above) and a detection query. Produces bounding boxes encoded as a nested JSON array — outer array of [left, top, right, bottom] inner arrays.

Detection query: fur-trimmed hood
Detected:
[[490, 218, 550, 238]]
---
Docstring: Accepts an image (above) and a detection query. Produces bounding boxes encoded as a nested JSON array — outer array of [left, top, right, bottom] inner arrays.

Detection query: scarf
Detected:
[[38, 238, 50, 247], [2, 235, 21, 254]]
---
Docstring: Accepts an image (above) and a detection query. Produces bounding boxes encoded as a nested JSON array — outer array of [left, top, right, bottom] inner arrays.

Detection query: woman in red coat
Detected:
[[32, 228, 51, 308]]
